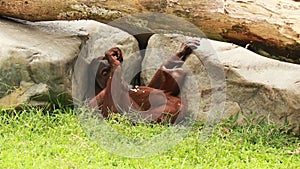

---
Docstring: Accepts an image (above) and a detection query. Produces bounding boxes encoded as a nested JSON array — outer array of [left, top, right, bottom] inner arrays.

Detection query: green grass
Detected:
[[0, 106, 299, 169]]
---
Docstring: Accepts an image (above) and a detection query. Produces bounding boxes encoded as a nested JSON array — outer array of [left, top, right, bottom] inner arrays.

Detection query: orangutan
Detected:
[[88, 40, 199, 123]]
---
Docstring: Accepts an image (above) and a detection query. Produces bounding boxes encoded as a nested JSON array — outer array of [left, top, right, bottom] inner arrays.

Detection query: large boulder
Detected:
[[0, 18, 141, 107], [142, 34, 300, 132]]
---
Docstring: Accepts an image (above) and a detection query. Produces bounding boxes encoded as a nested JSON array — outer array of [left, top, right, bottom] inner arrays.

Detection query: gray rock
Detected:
[[0, 19, 141, 107], [142, 34, 300, 132]]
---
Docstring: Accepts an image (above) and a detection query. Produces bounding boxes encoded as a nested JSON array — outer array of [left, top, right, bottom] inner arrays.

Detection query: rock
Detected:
[[0, 18, 141, 107], [142, 34, 300, 132], [1, 0, 300, 63], [218, 40, 300, 132], [0, 18, 81, 107], [0, 82, 49, 107]]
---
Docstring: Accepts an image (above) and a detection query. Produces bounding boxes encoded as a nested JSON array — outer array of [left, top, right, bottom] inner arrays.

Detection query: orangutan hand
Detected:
[[104, 47, 123, 67], [178, 40, 200, 60]]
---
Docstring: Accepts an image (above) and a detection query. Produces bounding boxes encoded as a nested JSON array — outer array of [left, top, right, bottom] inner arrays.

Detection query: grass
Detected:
[[0, 105, 299, 169]]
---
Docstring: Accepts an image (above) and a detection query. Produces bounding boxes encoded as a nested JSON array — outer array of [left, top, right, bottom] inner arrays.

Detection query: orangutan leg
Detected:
[[147, 40, 200, 96]]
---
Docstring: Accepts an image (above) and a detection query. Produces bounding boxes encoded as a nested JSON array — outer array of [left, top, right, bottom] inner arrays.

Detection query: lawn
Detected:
[[0, 105, 299, 169]]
